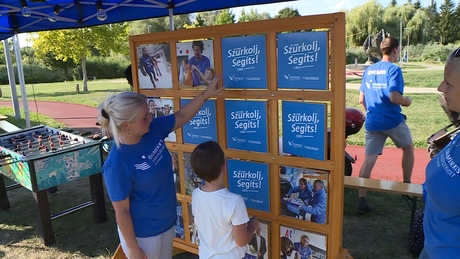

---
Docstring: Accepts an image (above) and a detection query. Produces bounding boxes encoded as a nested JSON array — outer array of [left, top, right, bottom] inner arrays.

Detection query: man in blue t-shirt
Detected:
[[357, 36, 414, 213], [139, 47, 158, 89], [188, 41, 211, 87]]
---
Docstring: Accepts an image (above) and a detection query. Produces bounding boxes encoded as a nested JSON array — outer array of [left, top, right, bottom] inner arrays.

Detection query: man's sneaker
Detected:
[[355, 204, 375, 213]]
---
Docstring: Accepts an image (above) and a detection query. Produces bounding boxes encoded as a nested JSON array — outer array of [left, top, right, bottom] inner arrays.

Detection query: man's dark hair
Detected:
[[192, 41, 204, 52], [190, 141, 225, 183], [380, 36, 399, 55], [124, 64, 133, 91]]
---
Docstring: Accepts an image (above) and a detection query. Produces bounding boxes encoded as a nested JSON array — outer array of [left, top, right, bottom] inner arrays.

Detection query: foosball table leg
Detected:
[[0, 175, 11, 210], [89, 173, 107, 223], [32, 190, 55, 246]]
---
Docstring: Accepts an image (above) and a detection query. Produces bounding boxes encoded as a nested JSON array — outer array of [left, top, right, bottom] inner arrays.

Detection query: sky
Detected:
[[17, 0, 440, 46]]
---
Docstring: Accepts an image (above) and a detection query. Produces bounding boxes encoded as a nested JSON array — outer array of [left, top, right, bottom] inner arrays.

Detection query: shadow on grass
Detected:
[[342, 188, 421, 259], [0, 177, 422, 258], [0, 177, 120, 258]]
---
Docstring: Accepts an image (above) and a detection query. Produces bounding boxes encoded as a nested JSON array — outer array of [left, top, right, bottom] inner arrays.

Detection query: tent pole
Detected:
[[12, 34, 31, 128], [3, 39, 21, 120], [168, 0, 174, 31]]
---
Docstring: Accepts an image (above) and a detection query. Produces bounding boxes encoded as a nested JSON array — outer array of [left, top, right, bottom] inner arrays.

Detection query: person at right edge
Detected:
[[419, 47, 460, 259], [357, 36, 414, 213]]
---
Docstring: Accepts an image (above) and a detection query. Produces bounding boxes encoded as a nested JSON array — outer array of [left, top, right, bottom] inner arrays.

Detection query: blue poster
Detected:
[[227, 159, 270, 212], [222, 35, 267, 89], [225, 100, 268, 152], [277, 31, 328, 90], [181, 99, 217, 144], [282, 101, 326, 160]]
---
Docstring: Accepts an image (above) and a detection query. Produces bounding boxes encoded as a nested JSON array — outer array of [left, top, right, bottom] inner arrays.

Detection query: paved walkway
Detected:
[[0, 99, 430, 184], [0, 100, 100, 133]]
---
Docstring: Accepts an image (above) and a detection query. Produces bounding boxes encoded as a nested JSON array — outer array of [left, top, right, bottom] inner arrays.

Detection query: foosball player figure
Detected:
[[50, 142, 56, 151], [16, 143, 21, 151], [48, 135, 52, 142], [27, 140, 32, 150], [59, 140, 64, 147]]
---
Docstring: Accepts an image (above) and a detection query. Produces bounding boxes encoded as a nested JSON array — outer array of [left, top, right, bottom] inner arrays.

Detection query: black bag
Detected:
[[409, 207, 425, 257]]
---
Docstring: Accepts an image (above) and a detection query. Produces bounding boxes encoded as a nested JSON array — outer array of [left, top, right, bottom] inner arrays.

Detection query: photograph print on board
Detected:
[[146, 96, 176, 142], [188, 202, 200, 245], [171, 151, 180, 193], [176, 39, 215, 89], [175, 201, 185, 239], [280, 166, 328, 225], [280, 225, 327, 259], [245, 221, 270, 259], [183, 153, 205, 196], [137, 43, 172, 89]]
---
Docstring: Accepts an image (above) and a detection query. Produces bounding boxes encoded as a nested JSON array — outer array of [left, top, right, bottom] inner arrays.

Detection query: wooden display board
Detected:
[[129, 13, 349, 259]]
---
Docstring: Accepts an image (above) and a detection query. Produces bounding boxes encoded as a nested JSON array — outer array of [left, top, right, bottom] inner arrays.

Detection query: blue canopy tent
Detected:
[[0, 0, 295, 127], [0, 0, 295, 39]]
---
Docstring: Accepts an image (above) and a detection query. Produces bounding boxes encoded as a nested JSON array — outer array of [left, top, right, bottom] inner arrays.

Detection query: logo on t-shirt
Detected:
[[134, 161, 151, 171]]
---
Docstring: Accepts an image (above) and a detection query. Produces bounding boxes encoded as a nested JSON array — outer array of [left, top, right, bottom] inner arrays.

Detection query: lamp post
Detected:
[[404, 28, 410, 62], [147, 24, 152, 33], [399, 19, 403, 65]]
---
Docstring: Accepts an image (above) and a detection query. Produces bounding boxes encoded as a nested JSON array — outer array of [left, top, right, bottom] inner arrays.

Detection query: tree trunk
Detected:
[[64, 67, 69, 81], [81, 56, 88, 91]]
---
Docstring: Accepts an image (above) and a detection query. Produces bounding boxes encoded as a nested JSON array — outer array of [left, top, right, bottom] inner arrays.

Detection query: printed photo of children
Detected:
[[187, 202, 200, 245], [146, 96, 176, 142], [280, 226, 327, 259], [176, 40, 215, 89], [183, 153, 205, 196], [137, 43, 172, 90], [245, 221, 269, 259], [280, 166, 328, 225]]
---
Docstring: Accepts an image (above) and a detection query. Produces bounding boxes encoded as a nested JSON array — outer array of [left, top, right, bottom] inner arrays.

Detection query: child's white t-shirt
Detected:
[[192, 188, 250, 259]]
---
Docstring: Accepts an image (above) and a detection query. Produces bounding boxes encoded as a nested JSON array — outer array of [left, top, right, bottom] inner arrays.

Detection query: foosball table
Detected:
[[0, 125, 107, 246]]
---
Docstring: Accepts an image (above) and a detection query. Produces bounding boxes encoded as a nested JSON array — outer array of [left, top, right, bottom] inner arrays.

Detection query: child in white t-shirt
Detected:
[[191, 141, 259, 259]]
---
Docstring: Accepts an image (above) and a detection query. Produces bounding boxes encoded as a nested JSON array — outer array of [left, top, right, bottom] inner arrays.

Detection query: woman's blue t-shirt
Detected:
[[424, 133, 460, 258], [103, 115, 176, 238]]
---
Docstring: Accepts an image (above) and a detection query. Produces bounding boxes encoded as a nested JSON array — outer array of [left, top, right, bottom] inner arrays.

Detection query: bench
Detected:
[[344, 176, 423, 225]]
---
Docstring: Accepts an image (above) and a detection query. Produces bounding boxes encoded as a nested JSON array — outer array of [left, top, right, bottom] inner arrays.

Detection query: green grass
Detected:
[[346, 64, 444, 88], [0, 75, 439, 259], [346, 90, 449, 148], [402, 70, 444, 88], [0, 79, 131, 107], [0, 177, 418, 259], [0, 107, 65, 131]]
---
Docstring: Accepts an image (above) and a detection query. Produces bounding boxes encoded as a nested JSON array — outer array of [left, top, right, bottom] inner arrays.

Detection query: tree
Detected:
[[195, 11, 222, 26], [406, 9, 431, 44], [345, 0, 384, 46], [390, 0, 398, 7], [438, 0, 456, 44], [129, 15, 191, 35], [216, 9, 236, 25], [414, 0, 422, 9], [238, 8, 271, 22], [34, 23, 129, 91], [40, 52, 75, 81], [275, 7, 300, 18]]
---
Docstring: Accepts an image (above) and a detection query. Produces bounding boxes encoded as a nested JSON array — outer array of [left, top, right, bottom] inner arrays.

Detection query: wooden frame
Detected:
[[129, 13, 347, 259]]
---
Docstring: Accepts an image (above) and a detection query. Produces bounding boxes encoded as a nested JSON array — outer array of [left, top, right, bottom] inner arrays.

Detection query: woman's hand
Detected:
[[202, 75, 224, 99], [129, 246, 147, 259]]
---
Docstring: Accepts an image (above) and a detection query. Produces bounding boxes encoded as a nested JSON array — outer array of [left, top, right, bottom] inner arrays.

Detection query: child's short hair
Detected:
[[299, 178, 307, 185], [206, 67, 214, 76], [190, 141, 225, 183]]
